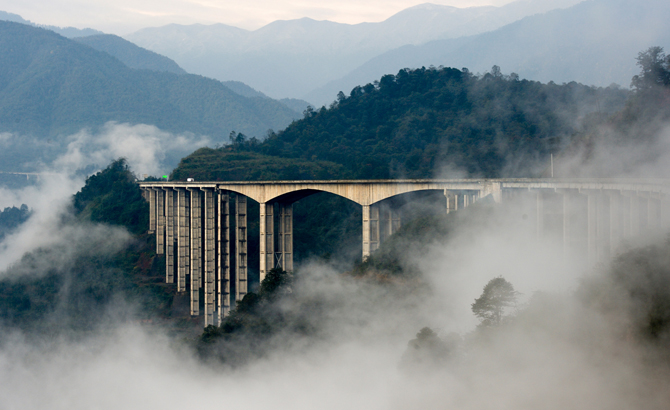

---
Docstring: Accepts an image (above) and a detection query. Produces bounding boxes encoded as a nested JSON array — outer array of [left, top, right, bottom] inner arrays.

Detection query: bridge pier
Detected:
[[259, 202, 271, 282], [156, 189, 165, 255], [203, 188, 216, 327], [218, 191, 231, 321], [278, 203, 293, 272], [609, 191, 622, 256], [148, 188, 156, 234], [177, 188, 187, 292], [188, 188, 201, 316], [236, 195, 248, 302], [164, 188, 175, 283]]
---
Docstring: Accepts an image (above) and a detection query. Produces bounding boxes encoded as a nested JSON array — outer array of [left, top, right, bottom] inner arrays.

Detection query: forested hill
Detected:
[[173, 66, 628, 181], [0, 21, 299, 141]]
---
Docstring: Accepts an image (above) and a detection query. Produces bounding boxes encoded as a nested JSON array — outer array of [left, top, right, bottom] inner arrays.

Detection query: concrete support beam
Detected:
[[177, 188, 187, 292], [622, 195, 631, 237], [480, 182, 503, 203], [188, 188, 201, 316], [562, 191, 571, 258], [362, 205, 371, 260], [236, 195, 248, 301], [156, 189, 165, 255], [609, 192, 622, 256], [648, 196, 661, 233], [218, 192, 230, 320], [259, 202, 273, 282], [444, 190, 451, 214], [587, 192, 598, 266], [597, 193, 610, 261], [184, 190, 190, 288], [630, 194, 640, 236], [536, 191, 544, 239], [148, 189, 156, 233], [203, 188, 215, 327], [279, 203, 293, 272], [165, 188, 175, 284], [370, 204, 380, 252], [662, 199, 669, 230]]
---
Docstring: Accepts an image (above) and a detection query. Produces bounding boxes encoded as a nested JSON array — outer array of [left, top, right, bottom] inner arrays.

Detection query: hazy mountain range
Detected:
[[73, 34, 187, 75], [124, 0, 584, 102], [308, 0, 670, 105], [0, 10, 102, 38], [0, 21, 301, 171]]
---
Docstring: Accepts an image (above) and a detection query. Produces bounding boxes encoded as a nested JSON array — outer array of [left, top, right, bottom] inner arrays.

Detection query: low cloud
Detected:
[[0, 122, 209, 277]]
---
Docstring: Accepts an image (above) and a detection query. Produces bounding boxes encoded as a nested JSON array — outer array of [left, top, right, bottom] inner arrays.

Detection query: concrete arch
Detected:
[[214, 180, 485, 206]]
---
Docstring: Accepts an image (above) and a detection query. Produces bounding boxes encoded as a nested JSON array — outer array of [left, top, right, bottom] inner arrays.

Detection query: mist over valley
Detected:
[[1, 1, 670, 409]]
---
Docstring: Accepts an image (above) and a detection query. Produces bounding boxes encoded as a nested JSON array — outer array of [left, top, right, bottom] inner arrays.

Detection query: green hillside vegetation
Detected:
[[74, 34, 187, 75], [0, 160, 193, 333], [173, 66, 628, 182], [173, 147, 350, 181], [0, 204, 31, 241], [258, 67, 627, 179]]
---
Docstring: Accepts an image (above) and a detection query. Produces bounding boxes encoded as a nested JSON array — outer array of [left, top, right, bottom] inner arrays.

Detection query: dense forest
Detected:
[[173, 65, 628, 181]]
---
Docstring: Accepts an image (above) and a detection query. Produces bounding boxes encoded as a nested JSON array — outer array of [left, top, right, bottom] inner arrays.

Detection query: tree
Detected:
[[399, 327, 457, 372], [471, 276, 519, 326], [631, 46, 670, 91]]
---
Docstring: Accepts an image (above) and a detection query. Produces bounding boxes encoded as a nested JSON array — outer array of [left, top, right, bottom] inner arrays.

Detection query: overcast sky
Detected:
[[0, 0, 518, 35]]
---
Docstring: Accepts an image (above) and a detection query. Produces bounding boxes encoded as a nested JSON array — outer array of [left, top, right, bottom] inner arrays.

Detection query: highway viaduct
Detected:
[[139, 179, 670, 327]]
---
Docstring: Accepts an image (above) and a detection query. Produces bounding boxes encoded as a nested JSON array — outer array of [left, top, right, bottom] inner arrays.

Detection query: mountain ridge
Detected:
[[306, 0, 670, 105], [123, 0, 584, 101]]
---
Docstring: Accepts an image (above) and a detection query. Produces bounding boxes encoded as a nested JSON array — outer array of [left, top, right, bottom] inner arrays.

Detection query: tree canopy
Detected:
[[472, 276, 519, 326]]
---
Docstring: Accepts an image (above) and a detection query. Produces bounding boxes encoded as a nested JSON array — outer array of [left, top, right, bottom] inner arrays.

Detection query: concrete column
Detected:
[[630, 194, 640, 236], [536, 191, 544, 239], [648, 196, 660, 233], [156, 189, 165, 255], [218, 192, 230, 320], [259, 202, 273, 282], [444, 190, 451, 214], [384, 208, 393, 241], [481, 182, 503, 203], [236, 195, 248, 301], [597, 194, 610, 261], [562, 191, 571, 257], [609, 192, 622, 256], [662, 198, 669, 230], [455, 194, 459, 211], [370, 204, 380, 252], [464, 194, 469, 208], [165, 188, 175, 284], [391, 209, 401, 235], [203, 188, 215, 327], [184, 190, 190, 287], [177, 188, 187, 292], [188, 188, 201, 316], [622, 194, 631, 237], [149, 189, 156, 233], [587, 192, 598, 266], [362, 205, 371, 260], [279, 203, 293, 272]]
